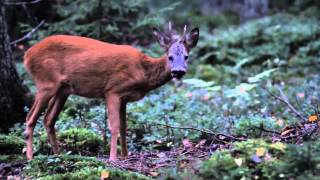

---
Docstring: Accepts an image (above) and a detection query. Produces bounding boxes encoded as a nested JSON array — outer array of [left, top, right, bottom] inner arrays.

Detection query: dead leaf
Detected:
[[234, 158, 243, 166], [18, 44, 24, 50], [308, 115, 318, 122], [179, 162, 188, 168], [100, 170, 109, 180], [218, 135, 226, 140], [202, 94, 211, 101], [256, 147, 266, 157], [281, 129, 292, 136], [166, 142, 173, 147], [157, 152, 166, 158], [195, 139, 206, 148], [183, 139, 193, 148], [185, 92, 193, 98], [276, 119, 284, 126], [150, 172, 159, 177], [297, 93, 305, 98], [264, 153, 272, 161]]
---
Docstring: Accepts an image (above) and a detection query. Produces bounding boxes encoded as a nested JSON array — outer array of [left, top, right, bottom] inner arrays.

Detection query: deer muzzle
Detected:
[[171, 70, 186, 79]]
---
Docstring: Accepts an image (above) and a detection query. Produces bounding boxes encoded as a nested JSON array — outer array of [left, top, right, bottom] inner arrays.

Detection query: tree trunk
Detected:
[[0, 1, 29, 133]]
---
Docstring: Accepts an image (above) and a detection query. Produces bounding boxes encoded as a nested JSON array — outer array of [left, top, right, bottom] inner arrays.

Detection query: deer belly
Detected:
[[67, 78, 106, 98], [124, 91, 146, 102]]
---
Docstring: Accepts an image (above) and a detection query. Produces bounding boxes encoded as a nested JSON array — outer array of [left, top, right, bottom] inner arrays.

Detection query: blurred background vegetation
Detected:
[[1, 0, 320, 179]]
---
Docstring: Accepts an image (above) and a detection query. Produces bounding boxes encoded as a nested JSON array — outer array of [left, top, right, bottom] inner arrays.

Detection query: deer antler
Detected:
[[182, 24, 187, 41], [168, 21, 172, 33]]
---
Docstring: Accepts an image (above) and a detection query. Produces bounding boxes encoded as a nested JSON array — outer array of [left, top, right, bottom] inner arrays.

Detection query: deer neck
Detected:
[[141, 54, 172, 90]]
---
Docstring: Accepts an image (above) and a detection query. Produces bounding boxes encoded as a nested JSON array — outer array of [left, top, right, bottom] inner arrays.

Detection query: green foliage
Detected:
[[200, 151, 251, 180], [0, 134, 24, 155], [189, 139, 320, 180], [264, 141, 320, 179], [35, 167, 151, 180], [193, 64, 226, 82], [0, 154, 25, 163], [24, 0, 178, 46], [24, 155, 104, 177], [195, 13, 320, 71], [233, 116, 282, 137], [196, 139, 285, 179], [126, 85, 223, 150], [24, 155, 151, 180], [39, 128, 104, 155]]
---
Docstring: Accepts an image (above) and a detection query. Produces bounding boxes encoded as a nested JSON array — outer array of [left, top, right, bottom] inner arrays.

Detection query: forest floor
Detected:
[[1, 119, 318, 179]]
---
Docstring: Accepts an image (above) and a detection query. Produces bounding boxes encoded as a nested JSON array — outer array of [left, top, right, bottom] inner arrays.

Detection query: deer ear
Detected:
[[153, 27, 171, 49], [185, 27, 199, 49]]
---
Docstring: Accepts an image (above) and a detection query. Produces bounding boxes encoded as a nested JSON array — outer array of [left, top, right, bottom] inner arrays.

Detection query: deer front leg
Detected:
[[120, 102, 128, 157], [106, 94, 121, 161]]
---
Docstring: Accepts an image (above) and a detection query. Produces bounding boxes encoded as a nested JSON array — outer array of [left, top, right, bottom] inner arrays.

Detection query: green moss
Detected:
[[0, 134, 24, 155], [24, 155, 151, 180], [39, 128, 104, 155], [24, 155, 104, 177], [36, 167, 152, 180]]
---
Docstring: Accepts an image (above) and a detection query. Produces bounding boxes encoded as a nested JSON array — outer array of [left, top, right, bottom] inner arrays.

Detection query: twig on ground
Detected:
[[153, 123, 216, 135], [152, 123, 245, 141], [252, 125, 281, 135], [10, 20, 45, 45], [264, 86, 307, 122], [5, 0, 42, 5]]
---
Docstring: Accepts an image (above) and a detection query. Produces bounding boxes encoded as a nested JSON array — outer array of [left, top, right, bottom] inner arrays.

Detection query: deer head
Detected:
[[153, 22, 199, 79]]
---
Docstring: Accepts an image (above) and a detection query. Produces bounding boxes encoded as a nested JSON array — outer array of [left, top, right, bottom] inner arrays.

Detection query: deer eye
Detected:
[[185, 55, 189, 60], [168, 56, 173, 61]]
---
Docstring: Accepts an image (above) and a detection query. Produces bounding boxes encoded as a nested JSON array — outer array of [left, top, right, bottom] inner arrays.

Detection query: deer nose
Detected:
[[171, 70, 186, 79]]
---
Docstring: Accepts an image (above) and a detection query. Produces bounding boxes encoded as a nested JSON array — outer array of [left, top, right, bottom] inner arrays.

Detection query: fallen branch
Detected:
[[152, 123, 245, 141], [264, 86, 307, 122], [10, 20, 45, 45], [252, 125, 281, 135], [5, 0, 42, 5], [153, 123, 215, 135]]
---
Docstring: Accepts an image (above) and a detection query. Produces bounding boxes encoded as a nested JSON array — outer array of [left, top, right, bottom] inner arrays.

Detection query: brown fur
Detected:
[[24, 35, 172, 160]]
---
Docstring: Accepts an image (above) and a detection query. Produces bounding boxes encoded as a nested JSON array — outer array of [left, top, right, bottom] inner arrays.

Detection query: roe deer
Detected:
[[24, 23, 199, 160]]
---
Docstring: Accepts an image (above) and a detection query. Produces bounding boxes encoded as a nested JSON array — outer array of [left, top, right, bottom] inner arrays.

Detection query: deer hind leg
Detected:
[[43, 89, 69, 154], [106, 94, 121, 161], [120, 102, 128, 157], [25, 90, 52, 160]]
